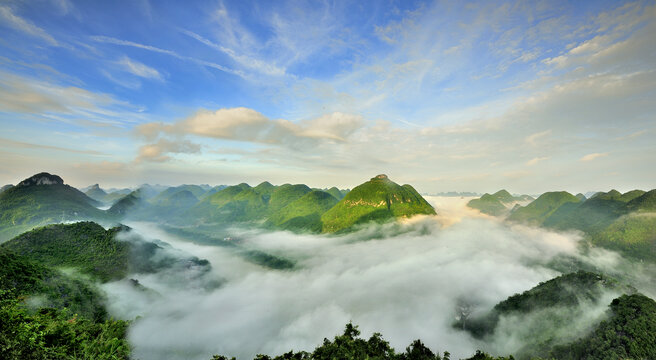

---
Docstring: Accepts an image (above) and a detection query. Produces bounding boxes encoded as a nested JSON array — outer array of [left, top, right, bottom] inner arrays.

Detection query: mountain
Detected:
[[320, 174, 436, 233], [2, 222, 131, 281], [1, 246, 109, 320], [1, 221, 211, 283], [551, 293, 656, 360], [625, 189, 656, 212], [463, 271, 633, 359], [467, 190, 534, 216], [84, 184, 108, 203], [507, 191, 581, 226], [181, 182, 312, 225], [0, 173, 107, 242], [326, 186, 348, 200], [0, 184, 13, 194], [108, 190, 143, 217], [266, 190, 339, 232]]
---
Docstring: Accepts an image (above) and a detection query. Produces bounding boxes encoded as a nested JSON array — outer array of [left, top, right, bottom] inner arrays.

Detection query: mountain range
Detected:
[[0, 172, 435, 241]]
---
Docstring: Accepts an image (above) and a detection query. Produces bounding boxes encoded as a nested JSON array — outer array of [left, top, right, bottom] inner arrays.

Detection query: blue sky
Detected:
[[0, 0, 655, 193]]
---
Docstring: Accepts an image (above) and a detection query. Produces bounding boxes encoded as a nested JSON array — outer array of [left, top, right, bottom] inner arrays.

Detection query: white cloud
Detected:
[[580, 153, 609, 162], [0, 6, 58, 45], [136, 139, 201, 163], [91, 36, 244, 78], [526, 157, 549, 166], [137, 108, 365, 148], [117, 56, 163, 81]]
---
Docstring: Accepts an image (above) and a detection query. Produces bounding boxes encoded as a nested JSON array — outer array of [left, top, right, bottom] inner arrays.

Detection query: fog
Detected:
[[100, 197, 639, 360]]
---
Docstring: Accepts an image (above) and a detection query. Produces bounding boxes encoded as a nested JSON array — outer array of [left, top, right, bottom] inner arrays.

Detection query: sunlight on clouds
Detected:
[[580, 153, 609, 162]]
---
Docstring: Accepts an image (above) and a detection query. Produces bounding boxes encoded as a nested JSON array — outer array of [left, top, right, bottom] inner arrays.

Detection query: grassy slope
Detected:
[[321, 176, 435, 233]]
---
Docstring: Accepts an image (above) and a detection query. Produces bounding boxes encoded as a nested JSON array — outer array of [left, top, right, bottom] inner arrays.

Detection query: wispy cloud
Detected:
[[580, 153, 609, 162], [0, 137, 107, 156], [526, 157, 550, 166], [179, 29, 285, 76], [117, 56, 163, 81], [0, 5, 58, 46], [91, 35, 244, 78]]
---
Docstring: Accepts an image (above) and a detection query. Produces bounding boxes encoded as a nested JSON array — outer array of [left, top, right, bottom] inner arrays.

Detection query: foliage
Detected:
[[0, 294, 129, 360], [461, 271, 632, 360], [210, 323, 515, 360], [2, 222, 130, 282], [0, 247, 107, 321], [551, 293, 656, 359], [590, 213, 656, 262]]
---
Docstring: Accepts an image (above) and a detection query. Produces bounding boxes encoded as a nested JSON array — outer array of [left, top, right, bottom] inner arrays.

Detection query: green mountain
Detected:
[[551, 293, 656, 360], [542, 190, 630, 233], [0, 173, 107, 242], [625, 189, 656, 212], [507, 191, 581, 225], [2, 222, 131, 282], [464, 271, 628, 337], [181, 182, 312, 225], [320, 174, 436, 233], [108, 190, 143, 217], [266, 190, 339, 232], [326, 186, 348, 200], [467, 190, 534, 216], [463, 271, 633, 359], [0, 247, 108, 320], [84, 184, 108, 203], [590, 213, 656, 262], [1, 221, 211, 283], [0, 184, 13, 194]]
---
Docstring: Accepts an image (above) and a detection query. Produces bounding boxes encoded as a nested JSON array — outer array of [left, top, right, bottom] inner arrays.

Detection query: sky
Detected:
[[0, 0, 655, 194]]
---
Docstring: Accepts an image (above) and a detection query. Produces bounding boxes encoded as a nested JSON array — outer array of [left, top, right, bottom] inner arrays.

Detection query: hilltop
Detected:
[[320, 174, 436, 233], [0, 172, 108, 242], [467, 190, 534, 216]]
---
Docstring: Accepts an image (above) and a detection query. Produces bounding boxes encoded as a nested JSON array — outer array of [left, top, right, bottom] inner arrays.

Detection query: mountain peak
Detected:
[[18, 172, 64, 187], [371, 174, 389, 181]]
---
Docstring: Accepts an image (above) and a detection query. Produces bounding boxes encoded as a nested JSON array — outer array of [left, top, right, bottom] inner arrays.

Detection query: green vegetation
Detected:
[[590, 213, 656, 262], [2, 222, 130, 282], [551, 293, 656, 359], [467, 190, 534, 216], [0, 173, 107, 242], [506, 189, 656, 262], [210, 323, 513, 360], [463, 271, 627, 339], [266, 190, 339, 232], [0, 296, 130, 360], [321, 175, 436, 233], [507, 191, 581, 226], [84, 184, 109, 203], [0, 248, 107, 321]]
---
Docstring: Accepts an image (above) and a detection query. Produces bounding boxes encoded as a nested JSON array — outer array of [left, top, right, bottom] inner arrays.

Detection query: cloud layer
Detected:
[[100, 202, 629, 360]]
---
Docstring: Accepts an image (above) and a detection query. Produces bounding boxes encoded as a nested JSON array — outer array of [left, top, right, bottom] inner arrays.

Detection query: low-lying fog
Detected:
[[101, 197, 647, 360]]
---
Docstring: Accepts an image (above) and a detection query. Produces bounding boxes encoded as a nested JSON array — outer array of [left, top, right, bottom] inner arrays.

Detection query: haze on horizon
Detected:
[[0, 0, 655, 194]]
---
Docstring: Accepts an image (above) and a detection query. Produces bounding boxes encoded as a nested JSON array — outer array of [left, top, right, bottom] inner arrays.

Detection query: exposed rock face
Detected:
[[18, 172, 64, 187], [372, 174, 389, 180]]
